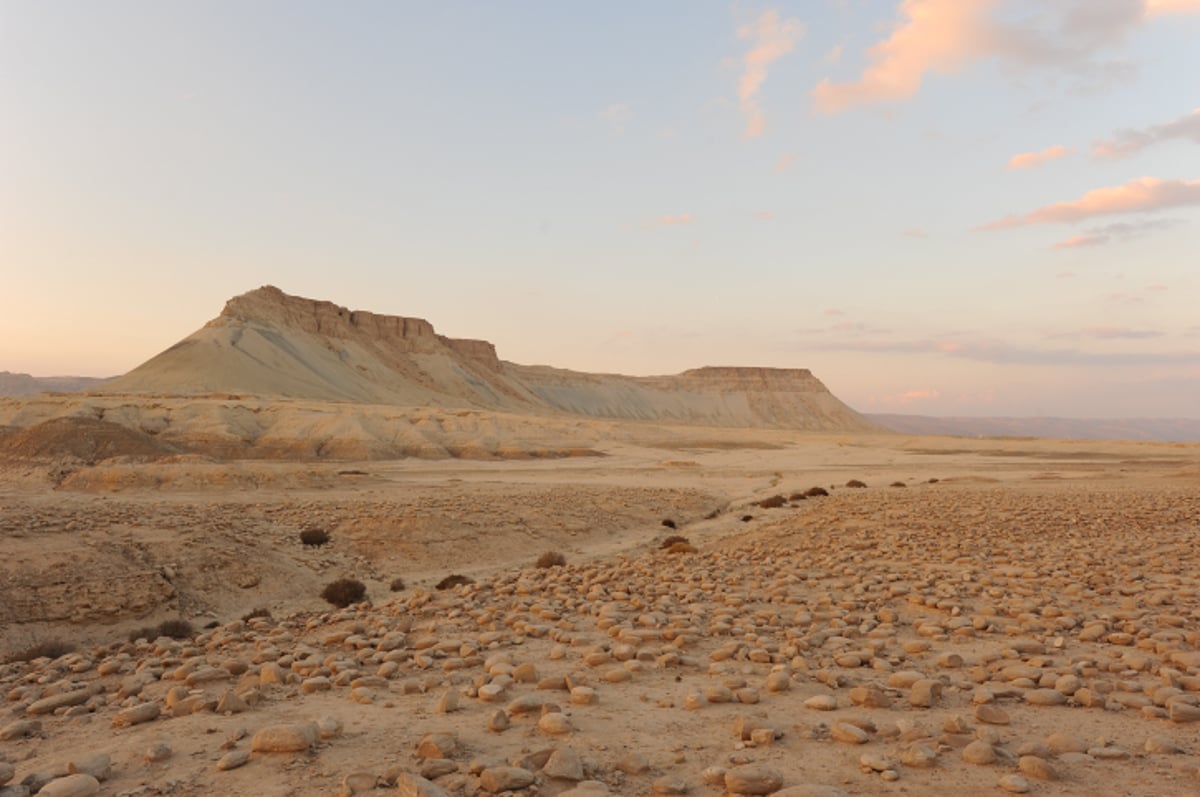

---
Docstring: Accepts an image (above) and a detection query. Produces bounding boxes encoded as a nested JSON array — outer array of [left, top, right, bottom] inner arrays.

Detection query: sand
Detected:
[[2, 418, 1199, 796]]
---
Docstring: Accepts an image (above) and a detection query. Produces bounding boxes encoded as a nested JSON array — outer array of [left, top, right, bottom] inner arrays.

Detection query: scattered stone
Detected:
[[998, 774, 1031, 794], [251, 722, 320, 752], [216, 750, 250, 771], [479, 766, 534, 792]]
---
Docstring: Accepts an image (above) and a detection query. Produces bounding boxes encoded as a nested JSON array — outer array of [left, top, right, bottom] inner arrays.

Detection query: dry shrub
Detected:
[[389, 577, 406, 592], [927, 478, 940, 484], [321, 578, 367, 608], [755, 494, 787, 509], [128, 618, 194, 643], [242, 607, 272, 622], [436, 574, 474, 591], [703, 507, 721, 520], [536, 550, 566, 568], [300, 528, 330, 547], [660, 534, 690, 549], [787, 493, 808, 502], [804, 486, 829, 497], [845, 479, 867, 488], [740, 514, 754, 522], [890, 481, 907, 488], [666, 541, 698, 554], [6, 639, 75, 664], [661, 519, 677, 529]]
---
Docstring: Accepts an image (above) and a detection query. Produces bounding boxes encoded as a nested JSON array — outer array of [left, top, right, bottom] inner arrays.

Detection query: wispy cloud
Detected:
[[806, 336, 1200, 366], [738, 11, 803, 137], [601, 103, 631, 134], [775, 153, 796, 174], [1081, 326, 1164, 340], [984, 177, 1200, 229], [1146, 0, 1200, 15], [1008, 145, 1070, 170], [813, 0, 1200, 114], [813, 0, 993, 113], [752, 211, 774, 221], [1093, 107, 1200, 158], [1051, 218, 1183, 249], [654, 213, 694, 226], [1054, 234, 1106, 249], [902, 227, 928, 238]]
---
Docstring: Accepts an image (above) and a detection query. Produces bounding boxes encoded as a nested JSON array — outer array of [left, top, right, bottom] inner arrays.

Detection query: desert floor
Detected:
[[2, 427, 1199, 796]]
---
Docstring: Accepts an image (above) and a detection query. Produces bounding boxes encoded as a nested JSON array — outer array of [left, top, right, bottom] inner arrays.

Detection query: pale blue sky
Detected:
[[3, 1, 1199, 417]]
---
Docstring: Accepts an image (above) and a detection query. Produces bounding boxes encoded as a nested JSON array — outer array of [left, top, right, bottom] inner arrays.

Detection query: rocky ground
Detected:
[[3, 461, 1200, 796]]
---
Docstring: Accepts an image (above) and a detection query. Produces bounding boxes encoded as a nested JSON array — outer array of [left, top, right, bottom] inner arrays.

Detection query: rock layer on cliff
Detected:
[[97, 286, 874, 432]]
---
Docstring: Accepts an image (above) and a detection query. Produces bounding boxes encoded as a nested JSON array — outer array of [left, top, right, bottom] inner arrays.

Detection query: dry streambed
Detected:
[[2, 484, 1200, 796]]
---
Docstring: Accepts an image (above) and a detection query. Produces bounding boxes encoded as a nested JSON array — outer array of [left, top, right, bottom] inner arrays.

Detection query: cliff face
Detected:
[[99, 286, 876, 431]]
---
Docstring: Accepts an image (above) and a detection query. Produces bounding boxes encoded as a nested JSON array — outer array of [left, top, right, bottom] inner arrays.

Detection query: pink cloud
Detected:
[[902, 227, 928, 238], [738, 11, 803, 137], [814, 1, 1200, 114], [775, 153, 796, 174], [655, 213, 694, 226], [984, 177, 1200, 229], [1053, 233, 1107, 249], [1146, 0, 1200, 15], [1081, 326, 1162, 340], [1093, 108, 1200, 158], [812, 0, 997, 113], [824, 308, 845, 317], [752, 211, 774, 221], [1008, 145, 1070, 170]]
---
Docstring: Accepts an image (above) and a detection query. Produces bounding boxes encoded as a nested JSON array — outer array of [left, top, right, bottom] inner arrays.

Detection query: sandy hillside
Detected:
[[2, 426, 1200, 797]]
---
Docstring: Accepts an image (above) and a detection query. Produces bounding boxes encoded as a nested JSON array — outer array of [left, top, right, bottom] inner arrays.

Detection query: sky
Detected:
[[2, 1, 1199, 418]]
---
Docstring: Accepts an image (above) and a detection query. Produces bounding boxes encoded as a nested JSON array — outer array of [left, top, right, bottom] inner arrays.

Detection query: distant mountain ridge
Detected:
[[869, 414, 1200, 443], [0, 371, 109, 397], [97, 286, 877, 431]]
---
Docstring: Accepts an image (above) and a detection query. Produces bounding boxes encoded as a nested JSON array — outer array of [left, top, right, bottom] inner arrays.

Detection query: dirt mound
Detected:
[[0, 416, 179, 463]]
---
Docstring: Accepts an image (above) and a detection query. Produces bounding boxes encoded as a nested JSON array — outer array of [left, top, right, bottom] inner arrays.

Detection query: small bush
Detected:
[[6, 639, 75, 664], [703, 507, 721, 520], [157, 619, 195, 639], [436, 574, 474, 591], [927, 478, 940, 484], [322, 578, 367, 607], [845, 479, 867, 488], [389, 577, 406, 592], [740, 514, 754, 522], [536, 550, 566, 568], [300, 528, 330, 547], [242, 607, 272, 622], [661, 519, 677, 529], [787, 493, 808, 502], [666, 541, 697, 554], [755, 494, 787, 509], [890, 481, 907, 488], [804, 486, 829, 497], [129, 619, 194, 643], [660, 534, 691, 549]]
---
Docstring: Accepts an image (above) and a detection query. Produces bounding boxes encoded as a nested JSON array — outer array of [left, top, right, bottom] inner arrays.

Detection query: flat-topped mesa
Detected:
[[677, 366, 825, 388], [218, 285, 501, 368]]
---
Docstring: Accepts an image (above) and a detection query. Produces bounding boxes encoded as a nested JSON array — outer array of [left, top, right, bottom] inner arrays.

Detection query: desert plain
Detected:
[[2, 289, 1199, 797]]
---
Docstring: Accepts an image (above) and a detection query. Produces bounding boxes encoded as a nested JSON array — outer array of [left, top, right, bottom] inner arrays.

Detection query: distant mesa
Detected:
[[0, 371, 109, 397], [97, 285, 877, 432]]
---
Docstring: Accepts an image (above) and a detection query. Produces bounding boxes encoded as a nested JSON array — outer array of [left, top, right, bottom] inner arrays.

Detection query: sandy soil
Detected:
[[2, 425, 1199, 796]]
